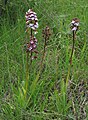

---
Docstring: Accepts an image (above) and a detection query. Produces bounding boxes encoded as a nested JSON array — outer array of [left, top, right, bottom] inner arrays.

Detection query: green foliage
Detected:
[[0, 0, 88, 120]]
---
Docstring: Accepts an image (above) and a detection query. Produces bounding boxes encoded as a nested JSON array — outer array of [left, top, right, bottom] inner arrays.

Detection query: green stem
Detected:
[[30, 29, 33, 64], [25, 29, 33, 98], [70, 31, 75, 65], [66, 31, 76, 87], [25, 52, 29, 98]]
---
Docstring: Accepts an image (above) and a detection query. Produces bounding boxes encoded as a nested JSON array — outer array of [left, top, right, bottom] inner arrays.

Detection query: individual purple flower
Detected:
[[30, 40, 34, 45]]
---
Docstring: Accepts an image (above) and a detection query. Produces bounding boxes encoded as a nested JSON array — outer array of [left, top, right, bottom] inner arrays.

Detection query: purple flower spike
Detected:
[[25, 9, 39, 60], [71, 18, 79, 31], [26, 36, 38, 53], [25, 9, 38, 32]]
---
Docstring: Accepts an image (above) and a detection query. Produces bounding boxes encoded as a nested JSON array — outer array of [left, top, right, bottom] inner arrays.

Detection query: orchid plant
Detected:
[[70, 18, 79, 65], [25, 9, 39, 98]]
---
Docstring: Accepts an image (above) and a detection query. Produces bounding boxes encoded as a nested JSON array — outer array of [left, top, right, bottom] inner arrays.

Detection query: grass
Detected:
[[0, 0, 88, 120]]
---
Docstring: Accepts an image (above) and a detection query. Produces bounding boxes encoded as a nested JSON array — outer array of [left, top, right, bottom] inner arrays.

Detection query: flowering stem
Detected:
[[25, 52, 29, 98], [31, 28, 32, 36], [42, 37, 47, 63], [25, 9, 38, 99], [30, 29, 33, 64], [66, 31, 76, 87], [70, 31, 75, 65], [66, 18, 79, 87], [25, 29, 33, 98], [43, 35, 47, 59], [40, 26, 50, 70]]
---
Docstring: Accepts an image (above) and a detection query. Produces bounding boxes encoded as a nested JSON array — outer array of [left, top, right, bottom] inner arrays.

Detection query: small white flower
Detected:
[[30, 40, 34, 44], [34, 24, 38, 29], [72, 27, 77, 31], [33, 44, 36, 49], [35, 17, 38, 20], [33, 12, 37, 15], [26, 12, 28, 14], [74, 22, 79, 26], [26, 21, 29, 24], [71, 20, 75, 24], [28, 9, 31, 13], [34, 38, 37, 43], [30, 14, 35, 17], [34, 31, 38, 34], [30, 11, 34, 14], [29, 46, 32, 51], [29, 23, 33, 27], [31, 17, 35, 20], [31, 26, 36, 30], [25, 16, 28, 18]]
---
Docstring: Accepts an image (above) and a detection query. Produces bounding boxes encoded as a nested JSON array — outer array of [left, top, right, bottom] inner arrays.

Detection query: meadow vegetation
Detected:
[[0, 0, 88, 120]]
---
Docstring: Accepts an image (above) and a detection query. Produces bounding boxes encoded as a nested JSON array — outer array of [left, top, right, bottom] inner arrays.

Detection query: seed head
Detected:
[[42, 26, 51, 40]]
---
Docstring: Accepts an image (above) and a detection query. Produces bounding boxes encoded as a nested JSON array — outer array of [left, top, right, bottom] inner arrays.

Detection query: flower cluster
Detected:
[[25, 9, 38, 31], [26, 36, 38, 59], [26, 36, 37, 52], [71, 18, 79, 31]]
